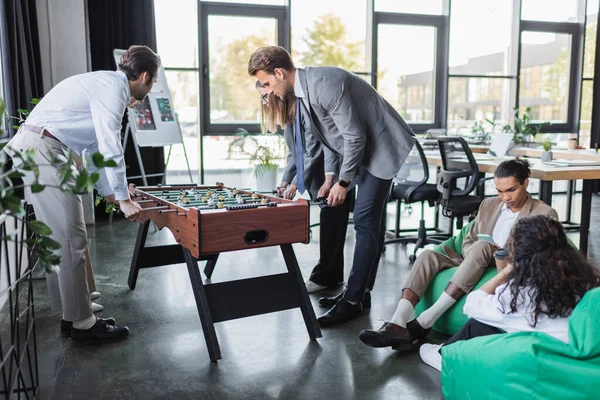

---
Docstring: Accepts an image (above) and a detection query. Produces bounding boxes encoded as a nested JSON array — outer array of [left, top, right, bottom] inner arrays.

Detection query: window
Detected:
[[155, 0, 198, 68], [378, 24, 436, 124], [291, 0, 370, 80], [521, 0, 578, 22], [447, 77, 514, 133], [579, 0, 598, 148], [375, 0, 443, 15], [200, 4, 287, 134], [449, 0, 517, 76], [520, 31, 571, 123]]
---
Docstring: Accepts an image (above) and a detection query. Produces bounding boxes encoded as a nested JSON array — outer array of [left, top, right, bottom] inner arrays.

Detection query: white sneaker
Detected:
[[305, 280, 328, 293], [419, 343, 442, 371], [91, 302, 104, 313], [90, 291, 101, 301]]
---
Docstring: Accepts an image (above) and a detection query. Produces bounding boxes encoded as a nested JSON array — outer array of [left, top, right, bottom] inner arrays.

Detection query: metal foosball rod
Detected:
[[142, 205, 170, 211]]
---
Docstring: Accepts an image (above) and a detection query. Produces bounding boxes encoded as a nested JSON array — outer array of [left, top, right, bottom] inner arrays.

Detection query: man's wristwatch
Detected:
[[337, 178, 350, 188]]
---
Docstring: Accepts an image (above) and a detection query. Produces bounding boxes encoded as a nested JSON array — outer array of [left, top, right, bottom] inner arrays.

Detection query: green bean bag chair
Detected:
[[413, 220, 497, 335], [441, 287, 600, 400]]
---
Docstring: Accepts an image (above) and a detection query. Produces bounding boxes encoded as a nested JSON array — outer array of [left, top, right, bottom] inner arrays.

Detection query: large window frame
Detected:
[[155, 0, 597, 181], [199, 2, 289, 135], [518, 18, 586, 133], [372, 11, 449, 132]]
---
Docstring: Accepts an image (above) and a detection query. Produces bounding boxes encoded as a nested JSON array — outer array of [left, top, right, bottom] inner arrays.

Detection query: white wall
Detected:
[[36, 0, 95, 224]]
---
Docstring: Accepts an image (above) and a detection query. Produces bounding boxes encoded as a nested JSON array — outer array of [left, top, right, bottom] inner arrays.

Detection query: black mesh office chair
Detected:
[[436, 137, 484, 230], [385, 140, 449, 263]]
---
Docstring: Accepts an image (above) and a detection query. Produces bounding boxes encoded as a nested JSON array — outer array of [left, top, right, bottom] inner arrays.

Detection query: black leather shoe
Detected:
[[319, 290, 371, 309], [359, 322, 415, 350], [318, 299, 363, 326], [406, 319, 431, 340], [71, 319, 130, 344], [61, 318, 116, 338]]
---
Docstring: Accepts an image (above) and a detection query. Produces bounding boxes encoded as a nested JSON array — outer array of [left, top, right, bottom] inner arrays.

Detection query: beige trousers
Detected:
[[6, 128, 93, 321], [402, 241, 496, 298]]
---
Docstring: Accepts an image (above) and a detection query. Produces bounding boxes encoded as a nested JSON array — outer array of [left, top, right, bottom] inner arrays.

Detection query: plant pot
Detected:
[[255, 167, 277, 191], [541, 151, 553, 163]]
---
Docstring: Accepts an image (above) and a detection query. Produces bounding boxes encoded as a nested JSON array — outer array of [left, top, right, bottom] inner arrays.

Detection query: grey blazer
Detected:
[[297, 67, 416, 181], [281, 122, 341, 199]]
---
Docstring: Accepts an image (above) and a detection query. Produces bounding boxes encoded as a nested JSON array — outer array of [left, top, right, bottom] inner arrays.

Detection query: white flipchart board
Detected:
[[113, 49, 183, 147]]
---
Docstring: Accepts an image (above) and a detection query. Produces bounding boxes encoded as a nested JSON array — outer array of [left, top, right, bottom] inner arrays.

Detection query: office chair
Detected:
[[385, 140, 449, 263], [436, 137, 484, 230]]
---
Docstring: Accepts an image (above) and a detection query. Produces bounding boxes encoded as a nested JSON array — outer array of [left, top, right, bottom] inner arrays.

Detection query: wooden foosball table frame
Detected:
[[127, 184, 322, 362]]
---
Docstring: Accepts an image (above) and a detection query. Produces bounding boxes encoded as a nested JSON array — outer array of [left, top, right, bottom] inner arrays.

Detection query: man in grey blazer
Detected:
[[249, 46, 416, 325]]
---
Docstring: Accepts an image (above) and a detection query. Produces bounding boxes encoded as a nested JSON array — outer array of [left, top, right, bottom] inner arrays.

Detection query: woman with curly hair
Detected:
[[420, 214, 600, 371]]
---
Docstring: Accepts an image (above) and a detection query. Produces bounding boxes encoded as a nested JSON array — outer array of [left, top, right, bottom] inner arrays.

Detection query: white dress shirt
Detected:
[[463, 283, 571, 344], [26, 70, 131, 200], [492, 204, 520, 248], [293, 70, 335, 177]]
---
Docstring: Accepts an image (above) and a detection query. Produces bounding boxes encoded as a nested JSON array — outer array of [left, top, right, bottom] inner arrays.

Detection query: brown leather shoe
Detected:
[[359, 322, 414, 350], [406, 319, 431, 340]]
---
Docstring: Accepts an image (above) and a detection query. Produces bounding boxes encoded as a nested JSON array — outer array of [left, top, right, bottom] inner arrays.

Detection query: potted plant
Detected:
[[511, 107, 551, 145], [227, 128, 285, 191], [541, 138, 553, 163]]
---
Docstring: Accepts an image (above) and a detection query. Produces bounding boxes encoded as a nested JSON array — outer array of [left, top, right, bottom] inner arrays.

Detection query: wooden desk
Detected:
[[513, 147, 600, 161], [425, 153, 598, 256]]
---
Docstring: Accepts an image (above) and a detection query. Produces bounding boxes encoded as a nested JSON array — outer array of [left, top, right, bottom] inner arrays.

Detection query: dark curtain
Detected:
[[0, 0, 43, 137], [87, 0, 165, 196]]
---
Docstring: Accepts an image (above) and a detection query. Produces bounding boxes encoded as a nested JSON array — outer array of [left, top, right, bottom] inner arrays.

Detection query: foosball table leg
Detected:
[[280, 244, 322, 340], [128, 221, 150, 290], [203, 254, 220, 279], [183, 248, 222, 362]]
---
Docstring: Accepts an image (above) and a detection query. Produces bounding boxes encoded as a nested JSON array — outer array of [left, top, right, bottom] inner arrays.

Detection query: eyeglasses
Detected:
[[260, 93, 268, 105]]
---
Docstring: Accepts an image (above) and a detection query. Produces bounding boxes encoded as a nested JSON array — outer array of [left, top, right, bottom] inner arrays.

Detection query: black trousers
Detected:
[[445, 318, 503, 347], [343, 169, 392, 303], [309, 188, 354, 287]]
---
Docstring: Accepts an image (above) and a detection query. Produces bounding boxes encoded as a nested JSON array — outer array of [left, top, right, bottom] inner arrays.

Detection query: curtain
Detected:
[[0, 0, 43, 137], [87, 0, 165, 194]]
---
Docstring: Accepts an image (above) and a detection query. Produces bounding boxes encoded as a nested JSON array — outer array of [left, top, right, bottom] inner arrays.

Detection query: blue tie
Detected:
[[295, 99, 306, 194]]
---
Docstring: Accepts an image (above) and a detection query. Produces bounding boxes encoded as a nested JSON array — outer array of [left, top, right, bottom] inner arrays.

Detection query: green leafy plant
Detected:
[[543, 138, 552, 152], [0, 96, 116, 272], [226, 128, 285, 178], [510, 107, 551, 144]]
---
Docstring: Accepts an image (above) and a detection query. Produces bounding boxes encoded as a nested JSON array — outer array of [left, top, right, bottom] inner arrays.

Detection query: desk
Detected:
[[513, 147, 600, 161], [425, 153, 598, 256]]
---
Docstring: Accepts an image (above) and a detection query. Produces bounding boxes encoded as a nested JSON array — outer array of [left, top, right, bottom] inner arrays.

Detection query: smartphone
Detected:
[[477, 234, 495, 244]]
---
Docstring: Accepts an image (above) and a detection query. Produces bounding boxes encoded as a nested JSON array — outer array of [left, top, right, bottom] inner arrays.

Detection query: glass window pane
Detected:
[[375, 0, 443, 15], [202, 135, 286, 187], [521, 0, 578, 22], [201, 0, 285, 4], [208, 15, 277, 126], [520, 32, 571, 123], [291, 0, 368, 74], [584, 3, 598, 78], [579, 80, 593, 149], [155, 0, 198, 68], [378, 24, 436, 123], [449, 0, 517, 76], [163, 71, 200, 182], [447, 77, 514, 134]]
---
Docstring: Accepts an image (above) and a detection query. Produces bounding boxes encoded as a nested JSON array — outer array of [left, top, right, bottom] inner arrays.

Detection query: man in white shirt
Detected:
[[4, 45, 160, 344], [359, 159, 558, 350]]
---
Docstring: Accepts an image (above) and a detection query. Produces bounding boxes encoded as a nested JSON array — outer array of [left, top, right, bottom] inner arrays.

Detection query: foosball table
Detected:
[[127, 183, 322, 362]]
